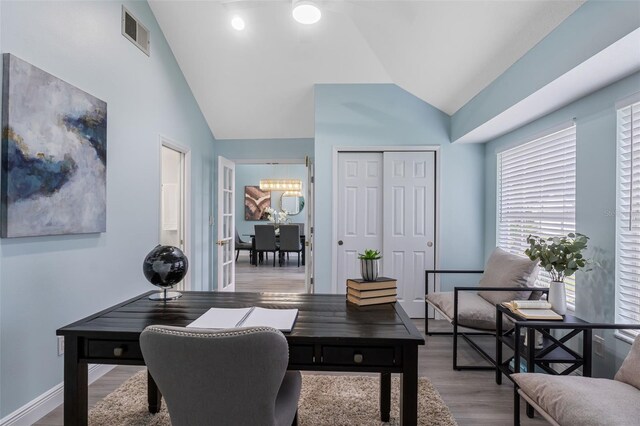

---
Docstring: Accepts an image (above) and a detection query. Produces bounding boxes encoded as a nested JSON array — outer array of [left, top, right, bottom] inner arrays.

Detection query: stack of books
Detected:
[[346, 277, 397, 306], [502, 300, 563, 320]]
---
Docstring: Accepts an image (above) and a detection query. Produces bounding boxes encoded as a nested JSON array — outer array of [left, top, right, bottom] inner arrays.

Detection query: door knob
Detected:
[[338, 240, 344, 246], [216, 240, 227, 246], [427, 241, 433, 247]]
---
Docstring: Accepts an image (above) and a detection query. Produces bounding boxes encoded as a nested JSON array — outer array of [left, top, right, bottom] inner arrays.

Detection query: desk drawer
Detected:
[[87, 340, 142, 360], [289, 345, 314, 364], [322, 346, 396, 367]]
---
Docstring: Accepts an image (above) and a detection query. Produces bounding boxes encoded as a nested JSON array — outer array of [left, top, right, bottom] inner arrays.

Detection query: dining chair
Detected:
[[235, 229, 253, 262], [255, 224, 279, 267], [140, 325, 301, 426], [278, 224, 303, 267]]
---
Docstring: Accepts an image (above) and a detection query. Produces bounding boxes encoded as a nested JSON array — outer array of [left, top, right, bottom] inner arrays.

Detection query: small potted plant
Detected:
[[358, 249, 381, 281], [524, 233, 590, 315]]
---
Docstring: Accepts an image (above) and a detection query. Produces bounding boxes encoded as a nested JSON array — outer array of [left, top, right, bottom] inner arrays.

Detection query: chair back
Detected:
[[255, 225, 277, 251], [235, 228, 242, 245], [290, 223, 304, 234], [279, 225, 301, 251], [140, 325, 289, 426]]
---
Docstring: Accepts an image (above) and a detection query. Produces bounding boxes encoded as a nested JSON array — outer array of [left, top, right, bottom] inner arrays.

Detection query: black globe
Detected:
[[143, 245, 189, 289]]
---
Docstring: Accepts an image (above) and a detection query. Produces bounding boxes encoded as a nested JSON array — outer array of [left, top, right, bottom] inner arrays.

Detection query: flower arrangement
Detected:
[[265, 207, 290, 225], [524, 233, 590, 282]]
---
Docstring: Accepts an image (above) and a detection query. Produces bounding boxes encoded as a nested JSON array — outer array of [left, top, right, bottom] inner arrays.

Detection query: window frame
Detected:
[[496, 122, 577, 311], [615, 94, 640, 344]]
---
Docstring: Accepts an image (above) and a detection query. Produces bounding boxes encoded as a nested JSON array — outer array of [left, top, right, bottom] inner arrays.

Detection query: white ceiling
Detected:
[[149, 1, 585, 140]]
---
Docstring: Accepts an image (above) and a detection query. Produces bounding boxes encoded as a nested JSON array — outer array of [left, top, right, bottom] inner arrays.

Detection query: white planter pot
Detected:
[[548, 281, 567, 315], [360, 259, 379, 281]]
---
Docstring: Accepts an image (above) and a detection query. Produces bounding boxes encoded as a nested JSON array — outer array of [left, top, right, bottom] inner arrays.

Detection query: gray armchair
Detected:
[[513, 332, 640, 426], [235, 228, 253, 262], [426, 247, 546, 370], [140, 325, 301, 426]]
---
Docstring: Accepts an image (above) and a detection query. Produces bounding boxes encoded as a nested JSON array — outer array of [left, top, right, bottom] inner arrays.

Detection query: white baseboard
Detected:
[[0, 364, 115, 426]]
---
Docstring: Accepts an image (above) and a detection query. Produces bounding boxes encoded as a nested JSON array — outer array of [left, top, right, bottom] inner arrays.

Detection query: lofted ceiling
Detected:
[[149, 0, 585, 140]]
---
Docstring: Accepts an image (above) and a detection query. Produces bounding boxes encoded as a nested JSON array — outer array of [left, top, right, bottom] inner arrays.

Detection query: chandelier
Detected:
[[259, 179, 302, 192]]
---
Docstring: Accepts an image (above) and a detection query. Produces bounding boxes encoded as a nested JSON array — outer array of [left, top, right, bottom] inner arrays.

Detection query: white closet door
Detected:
[[383, 152, 435, 317], [336, 153, 383, 293]]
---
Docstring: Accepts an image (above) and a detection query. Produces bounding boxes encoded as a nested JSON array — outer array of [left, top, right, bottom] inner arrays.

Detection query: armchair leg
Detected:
[[235, 250, 239, 261], [453, 320, 459, 370], [292, 410, 298, 426], [514, 388, 520, 426]]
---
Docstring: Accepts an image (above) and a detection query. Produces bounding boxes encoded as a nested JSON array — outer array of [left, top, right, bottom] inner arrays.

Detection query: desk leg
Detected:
[[380, 372, 391, 422], [400, 344, 418, 426], [64, 336, 88, 426], [148, 371, 162, 413]]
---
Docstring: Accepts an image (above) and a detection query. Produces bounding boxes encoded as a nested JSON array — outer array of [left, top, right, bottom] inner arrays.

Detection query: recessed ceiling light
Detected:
[[292, 0, 321, 25], [231, 15, 245, 31]]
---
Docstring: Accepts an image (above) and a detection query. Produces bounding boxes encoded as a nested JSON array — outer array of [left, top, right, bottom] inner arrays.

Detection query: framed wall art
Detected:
[[1, 54, 107, 237]]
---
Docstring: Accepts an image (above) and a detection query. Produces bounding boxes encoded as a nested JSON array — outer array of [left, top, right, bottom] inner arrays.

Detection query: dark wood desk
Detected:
[[57, 291, 424, 425]]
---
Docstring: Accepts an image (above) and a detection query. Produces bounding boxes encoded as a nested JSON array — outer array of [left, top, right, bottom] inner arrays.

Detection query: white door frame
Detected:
[[159, 135, 192, 290], [331, 145, 441, 294], [230, 158, 313, 293]]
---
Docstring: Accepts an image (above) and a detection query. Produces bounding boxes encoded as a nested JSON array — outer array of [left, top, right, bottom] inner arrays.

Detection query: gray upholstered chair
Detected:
[[140, 325, 301, 426], [512, 333, 640, 426], [278, 225, 303, 267], [255, 224, 279, 267], [235, 228, 253, 262], [426, 247, 546, 370]]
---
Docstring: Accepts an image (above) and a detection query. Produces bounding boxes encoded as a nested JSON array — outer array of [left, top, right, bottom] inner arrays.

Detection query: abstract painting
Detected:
[[244, 186, 270, 221], [1, 54, 107, 237]]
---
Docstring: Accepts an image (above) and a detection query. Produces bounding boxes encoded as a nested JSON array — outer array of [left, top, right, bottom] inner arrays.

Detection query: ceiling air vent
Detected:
[[122, 6, 150, 56]]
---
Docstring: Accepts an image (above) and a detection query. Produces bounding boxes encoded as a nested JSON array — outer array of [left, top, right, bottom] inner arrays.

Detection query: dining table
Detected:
[[244, 233, 306, 266]]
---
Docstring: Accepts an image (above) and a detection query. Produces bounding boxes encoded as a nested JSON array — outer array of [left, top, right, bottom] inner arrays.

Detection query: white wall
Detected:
[[0, 1, 215, 417]]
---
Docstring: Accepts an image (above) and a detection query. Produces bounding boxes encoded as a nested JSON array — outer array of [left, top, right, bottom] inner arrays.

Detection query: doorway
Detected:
[[333, 148, 438, 318], [218, 157, 313, 294], [160, 138, 190, 290]]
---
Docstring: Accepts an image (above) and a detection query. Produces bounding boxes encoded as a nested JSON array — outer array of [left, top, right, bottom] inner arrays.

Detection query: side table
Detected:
[[495, 303, 592, 419]]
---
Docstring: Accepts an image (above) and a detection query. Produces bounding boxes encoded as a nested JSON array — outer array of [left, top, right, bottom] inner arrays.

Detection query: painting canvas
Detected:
[[1, 54, 107, 237], [244, 186, 270, 221]]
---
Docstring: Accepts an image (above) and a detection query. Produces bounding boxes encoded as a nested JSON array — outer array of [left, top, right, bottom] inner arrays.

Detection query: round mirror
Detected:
[[280, 193, 305, 215]]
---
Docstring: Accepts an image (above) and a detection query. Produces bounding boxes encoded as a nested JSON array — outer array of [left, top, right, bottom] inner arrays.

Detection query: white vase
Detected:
[[548, 281, 567, 315]]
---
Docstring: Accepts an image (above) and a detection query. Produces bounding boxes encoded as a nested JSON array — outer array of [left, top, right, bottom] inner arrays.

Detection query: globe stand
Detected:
[[149, 288, 182, 301]]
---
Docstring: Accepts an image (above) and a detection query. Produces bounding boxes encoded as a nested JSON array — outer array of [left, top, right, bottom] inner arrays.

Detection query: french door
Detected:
[[217, 156, 235, 292], [336, 151, 436, 318]]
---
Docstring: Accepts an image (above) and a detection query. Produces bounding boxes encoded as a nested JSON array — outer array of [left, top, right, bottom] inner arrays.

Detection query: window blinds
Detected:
[[616, 101, 640, 340], [497, 125, 577, 308]]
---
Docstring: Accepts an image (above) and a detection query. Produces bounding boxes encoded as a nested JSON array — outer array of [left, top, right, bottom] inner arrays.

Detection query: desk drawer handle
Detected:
[[113, 346, 125, 357], [353, 353, 364, 364]]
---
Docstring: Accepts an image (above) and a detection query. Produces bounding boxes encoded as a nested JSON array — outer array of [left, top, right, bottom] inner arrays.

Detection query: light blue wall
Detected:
[[314, 84, 486, 294], [235, 164, 307, 237], [215, 138, 313, 161], [0, 0, 215, 417], [452, 0, 640, 142], [484, 71, 640, 377]]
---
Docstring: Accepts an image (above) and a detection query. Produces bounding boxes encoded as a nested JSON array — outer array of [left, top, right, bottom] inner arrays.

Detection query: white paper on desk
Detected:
[[187, 308, 252, 329], [241, 307, 299, 332]]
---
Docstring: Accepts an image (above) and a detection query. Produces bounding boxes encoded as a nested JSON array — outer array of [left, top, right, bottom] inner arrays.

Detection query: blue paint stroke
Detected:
[[63, 108, 107, 166], [5, 131, 78, 203]]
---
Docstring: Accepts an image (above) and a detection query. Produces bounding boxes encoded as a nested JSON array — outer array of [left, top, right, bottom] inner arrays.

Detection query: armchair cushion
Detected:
[[615, 335, 640, 390], [513, 373, 640, 426], [478, 248, 539, 306], [426, 291, 512, 331]]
